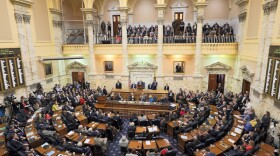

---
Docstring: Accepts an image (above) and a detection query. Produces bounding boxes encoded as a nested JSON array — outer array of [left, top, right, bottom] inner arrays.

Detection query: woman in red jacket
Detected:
[[79, 96, 86, 105]]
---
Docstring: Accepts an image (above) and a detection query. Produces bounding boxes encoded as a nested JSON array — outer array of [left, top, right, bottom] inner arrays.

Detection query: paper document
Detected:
[[148, 128, 153, 132], [84, 139, 90, 144], [231, 132, 237, 136], [146, 141, 151, 145], [228, 139, 235, 143], [152, 127, 157, 131], [46, 151, 55, 156], [181, 135, 188, 139], [234, 128, 242, 134], [68, 131, 74, 135]]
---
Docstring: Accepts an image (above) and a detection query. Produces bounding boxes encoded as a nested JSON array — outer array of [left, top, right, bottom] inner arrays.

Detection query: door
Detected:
[[72, 72, 85, 85], [208, 74, 218, 92], [242, 79, 251, 94], [208, 74, 225, 93], [112, 15, 120, 36], [174, 12, 183, 20]]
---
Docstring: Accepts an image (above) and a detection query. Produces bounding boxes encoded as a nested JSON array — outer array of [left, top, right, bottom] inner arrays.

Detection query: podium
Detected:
[[137, 84, 144, 90]]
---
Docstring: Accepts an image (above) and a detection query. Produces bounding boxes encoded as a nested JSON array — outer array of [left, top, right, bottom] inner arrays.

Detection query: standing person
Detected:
[[103, 86, 108, 95], [151, 80, 158, 90], [164, 84, 169, 91], [116, 80, 122, 89], [107, 21, 111, 37], [119, 135, 129, 148]]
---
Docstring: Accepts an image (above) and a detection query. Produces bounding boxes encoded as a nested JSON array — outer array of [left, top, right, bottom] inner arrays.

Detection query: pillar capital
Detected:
[[11, 0, 33, 7], [194, 2, 207, 8], [154, 4, 167, 10], [196, 16, 204, 23], [235, 0, 249, 7], [14, 13, 23, 23], [238, 12, 247, 22], [263, 0, 278, 15], [23, 14, 31, 23]]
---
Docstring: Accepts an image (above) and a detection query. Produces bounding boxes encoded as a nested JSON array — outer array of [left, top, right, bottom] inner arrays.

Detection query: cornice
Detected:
[[235, 0, 249, 7], [49, 8, 62, 15], [11, 0, 33, 7], [81, 8, 97, 14]]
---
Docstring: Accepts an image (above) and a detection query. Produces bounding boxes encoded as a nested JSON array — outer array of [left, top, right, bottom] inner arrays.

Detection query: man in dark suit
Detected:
[[115, 80, 122, 89], [151, 80, 158, 90], [164, 84, 169, 91], [131, 83, 137, 89], [168, 90, 175, 102], [137, 80, 145, 89], [148, 84, 152, 89], [102, 86, 108, 95]]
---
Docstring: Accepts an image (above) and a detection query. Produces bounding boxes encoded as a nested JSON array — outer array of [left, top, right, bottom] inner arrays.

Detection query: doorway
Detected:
[[174, 12, 183, 20], [208, 74, 225, 93], [242, 79, 251, 94], [112, 15, 120, 36], [72, 72, 85, 85]]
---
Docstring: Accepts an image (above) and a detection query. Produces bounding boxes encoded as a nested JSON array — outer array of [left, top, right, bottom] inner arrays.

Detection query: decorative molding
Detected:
[[81, 8, 97, 14], [263, 0, 278, 15], [66, 61, 87, 72], [170, 1, 188, 9], [14, 13, 23, 23], [49, 8, 62, 16], [205, 62, 231, 71], [128, 61, 158, 70], [157, 17, 164, 25], [235, 0, 249, 7], [238, 12, 247, 22], [52, 20, 62, 28], [11, 0, 33, 7], [23, 14, 30, 23], [240, 65, 255, 80], [85, 20, 94, 26], [120, 19, 128, 26], [197, 16, 204, 23]]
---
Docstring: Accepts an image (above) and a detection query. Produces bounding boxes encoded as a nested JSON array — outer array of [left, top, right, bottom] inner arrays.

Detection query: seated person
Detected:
[[119, 135, 129, 148], [126, 149, 140, 156], [127, 122, 136, 132], [130, 83, 137, 89], [138, 114, 148, 122], [87, 128, 100, 137], [225, 145, 246, 155], [114, 93, 122, 101], [75, 125, 88, 134], [146, 149, 160, 156], [128, 93, 136, 101]]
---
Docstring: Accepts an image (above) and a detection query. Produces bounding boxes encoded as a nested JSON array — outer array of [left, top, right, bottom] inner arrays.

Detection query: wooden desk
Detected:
[[96, 123, 107, 131], [178, 133, 194, 152], [214, 141, 231, 152], [65, 131, 78, 140], [86, 122, 99, 129], [260, 143, 275, 153], [53, 120, 67, 137], [143, 140, 157, 150], [156, 139, 171, 149], [135, 126, 147, 134], [35, 143, 52, 155], [255, 143, 275, 156], [147, 126, 160, 133], [194, 146, 222, 156], [83, 137, 95, 146], [128, 140, 143, 150], [111, 89, 168, 101], [167, 121, 179, 137], [75, 113, 88, 126], [73, 135, 87, 143]]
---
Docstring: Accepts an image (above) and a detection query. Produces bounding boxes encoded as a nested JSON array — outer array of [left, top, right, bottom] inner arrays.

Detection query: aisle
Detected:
[[105, 119, 186, 156]]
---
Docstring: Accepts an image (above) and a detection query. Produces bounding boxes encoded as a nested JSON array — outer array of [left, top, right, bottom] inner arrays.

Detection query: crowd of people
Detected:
[[96, 20, 236, 44], [1, 81, 279, 156]]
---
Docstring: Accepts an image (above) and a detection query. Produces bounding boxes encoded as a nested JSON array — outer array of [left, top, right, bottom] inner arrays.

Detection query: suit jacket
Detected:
[[151, 82, 158, 90], [164, 85, 169, 91], [103, 89, 108, 95], [116, 83, 122, 89], [131, 83, 137, 89]]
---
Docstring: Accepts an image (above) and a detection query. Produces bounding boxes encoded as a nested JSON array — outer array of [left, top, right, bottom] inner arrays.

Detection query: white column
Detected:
[[82, 8, 96, 75], [194, 3, 206, 76], [120, 7, 129, 75], [50, 9, 66, 76], [259, 3, 278, 89], [14, 13, 33, 86], [155, 5, 166, 76], [23, 14, 39, 82], [194, 16, 204, 75]]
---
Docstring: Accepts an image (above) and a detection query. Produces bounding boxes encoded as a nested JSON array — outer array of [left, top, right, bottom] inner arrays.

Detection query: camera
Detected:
[[3, 94, 16, 107]]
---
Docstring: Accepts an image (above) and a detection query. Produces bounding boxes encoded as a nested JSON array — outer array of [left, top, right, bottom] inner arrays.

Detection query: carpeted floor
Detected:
[[106, 119, 186, 156]]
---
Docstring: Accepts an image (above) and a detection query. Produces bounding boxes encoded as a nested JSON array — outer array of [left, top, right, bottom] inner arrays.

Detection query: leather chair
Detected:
[[205, 137, 216, 147], [139, 120, 150, 126], [165, 150, 178, 156]]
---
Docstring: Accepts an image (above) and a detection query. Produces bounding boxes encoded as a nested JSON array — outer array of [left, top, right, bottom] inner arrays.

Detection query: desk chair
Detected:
[[139, 120, 150, 127], [165, 149, 178, 156]]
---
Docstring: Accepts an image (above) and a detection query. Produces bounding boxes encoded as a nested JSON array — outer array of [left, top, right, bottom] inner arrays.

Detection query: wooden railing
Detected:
[[62, 43, 238, 55]]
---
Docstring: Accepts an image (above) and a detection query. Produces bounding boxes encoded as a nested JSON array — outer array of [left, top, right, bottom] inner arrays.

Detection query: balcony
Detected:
[[62, 43, 238, 55]]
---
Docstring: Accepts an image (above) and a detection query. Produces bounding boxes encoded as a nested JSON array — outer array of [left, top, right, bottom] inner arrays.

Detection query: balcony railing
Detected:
[[62, 42, 238, 55]]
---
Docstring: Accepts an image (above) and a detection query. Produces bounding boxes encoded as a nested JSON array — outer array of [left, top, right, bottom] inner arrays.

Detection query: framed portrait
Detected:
[[173, 61, 185, 73], [104, 61, 113, 72], [44, 63, 53, 77]]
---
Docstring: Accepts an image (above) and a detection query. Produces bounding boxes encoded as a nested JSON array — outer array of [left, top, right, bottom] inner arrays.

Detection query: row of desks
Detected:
[[194, 111, 244, 156], [128, 139, 171, 150]]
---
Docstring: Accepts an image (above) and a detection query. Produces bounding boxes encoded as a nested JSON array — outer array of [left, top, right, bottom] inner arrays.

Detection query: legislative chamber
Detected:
[[0, 0, 279, 156]]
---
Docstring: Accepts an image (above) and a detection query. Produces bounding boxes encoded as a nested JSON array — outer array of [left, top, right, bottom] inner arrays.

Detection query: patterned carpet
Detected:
[[106, 119, 186, 156]]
